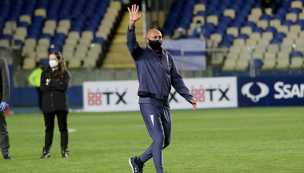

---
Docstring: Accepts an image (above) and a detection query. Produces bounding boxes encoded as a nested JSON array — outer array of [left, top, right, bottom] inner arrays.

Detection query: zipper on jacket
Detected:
[[51, 92, 54, 112]]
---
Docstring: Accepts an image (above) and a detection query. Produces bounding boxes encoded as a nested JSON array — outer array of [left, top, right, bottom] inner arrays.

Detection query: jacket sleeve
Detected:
[[170, 54, 193, 103], [126, 28, 141, 61], [51, 72, 70, 91], [0, 58, 10, 102], [40, 71, 53, 92]]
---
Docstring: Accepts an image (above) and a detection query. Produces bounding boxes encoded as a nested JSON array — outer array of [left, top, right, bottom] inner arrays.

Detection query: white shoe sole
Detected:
[[129, 158, 135, 173]]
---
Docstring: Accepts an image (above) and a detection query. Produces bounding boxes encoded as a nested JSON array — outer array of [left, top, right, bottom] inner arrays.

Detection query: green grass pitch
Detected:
[[0, 107, 303, 173]]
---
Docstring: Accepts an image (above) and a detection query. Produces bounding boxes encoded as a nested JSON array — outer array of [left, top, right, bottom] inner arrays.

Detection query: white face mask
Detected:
[[49, 60, 58, 68]]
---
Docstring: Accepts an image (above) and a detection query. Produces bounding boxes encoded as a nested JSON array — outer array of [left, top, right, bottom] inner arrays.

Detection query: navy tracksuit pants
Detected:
[[139, 104, 172, 173]]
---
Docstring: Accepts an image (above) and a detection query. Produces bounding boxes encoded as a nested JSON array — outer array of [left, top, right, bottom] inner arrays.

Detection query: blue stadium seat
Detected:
[[197, 11, 207, 17], [265, 26, 277, 34], [230, 22, 242, 30], [254, 59, 263, 68], [217, 23, 229, 31], [273, 14, 285, 22], [290, 8, 302, 15], [270, 38, 282, 44], [220, 16, 232, 25], [295, 20, 304, 30], [18, 22, 29, 29], [238, 34, 249, 40], [0, 34, 12, 42], [290, 51, 303, 58], [93, 37, 105, 46], [253, 27, 263, 34], [277, 8, 288, 15], [223, 34, 234, 43], [244, 21, 256, 29], [219, 39, 231, 47], [274, 32, 286, 40], [41, 34, 52, 40], [260, 14, 272, 22], [204, 23, 215, 31], [282, 20, 293, 28], [14, 40, 23, 47]]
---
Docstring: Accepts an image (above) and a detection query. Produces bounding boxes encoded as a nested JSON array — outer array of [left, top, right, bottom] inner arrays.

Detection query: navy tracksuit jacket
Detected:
[[127, 28, 193, 173]]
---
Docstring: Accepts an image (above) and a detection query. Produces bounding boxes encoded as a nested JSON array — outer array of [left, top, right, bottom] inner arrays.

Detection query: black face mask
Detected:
[[148, 39, 162, 51]]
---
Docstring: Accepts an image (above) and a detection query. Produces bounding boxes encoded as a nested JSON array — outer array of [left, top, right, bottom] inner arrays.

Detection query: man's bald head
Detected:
[[145, 29, 162, 42]]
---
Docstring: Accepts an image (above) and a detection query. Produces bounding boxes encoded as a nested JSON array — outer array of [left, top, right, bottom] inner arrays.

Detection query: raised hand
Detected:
[[127, 4, 143, 22]]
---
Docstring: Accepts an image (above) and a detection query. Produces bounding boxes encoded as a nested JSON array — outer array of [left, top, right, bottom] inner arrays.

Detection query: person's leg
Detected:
[[37, 87, 42, 111], [56, 111, 68, 149], [162, 108, 172, 149], [0, 111, 10, 156], [139, 104, 165, 173], [44, 112, 55, 148]]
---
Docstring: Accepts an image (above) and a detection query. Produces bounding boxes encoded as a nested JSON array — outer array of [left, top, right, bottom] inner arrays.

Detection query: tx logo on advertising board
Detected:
[[169, 88, 230, 103], [87, 90, 127, 106], [241, 82, 269, 103]]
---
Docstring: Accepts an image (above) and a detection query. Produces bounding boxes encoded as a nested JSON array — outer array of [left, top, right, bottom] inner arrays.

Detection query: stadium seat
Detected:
[[45, 20, 57, 29], [210, 34, 222, 44], [255, 45, 267, 53], [38, 38, 50, 47], [286, 32, 298, 39], [267, 44, 280, 52], [43, 27, 55, 36], [23, 58, 36, 69], [226, 27, 239, 38], [289, 57, 303, 68], [207, 16, 218, 26], [239, 53, 251, 60], [233, 38, 245, 46], [19, 15, 31, 25], [248, 15, 260, 23], [291, 1, 303, 8], [276, 25, 289, 33], [257, 20, 269, 30], [193, 4, 206, 14], [262, 59, 276, 70], [253, 52, 263, 59], [226, 52, 239, 60], [289, 25, 302, 33], [87, 51, 100, 60], [276, 58, 289, 69], [223, 9, 236, 19], [251, 8, 262, 18], [285, 13, 298, 23], [269, 19, 281, 28], [241, 27, 252, 35], [82, 31, 94, 41], [246, 39, 258, 46], [262, 32, 274, 41], [83, 58, 97, 68], [235, 59, 249, 70], [35, 9, 47, 18], [222, 59, 236, 71], [258, 39, 270, 45], [277, 51, 290, 60], [56, 26, 69, 35], [68, 58, 81, 68]]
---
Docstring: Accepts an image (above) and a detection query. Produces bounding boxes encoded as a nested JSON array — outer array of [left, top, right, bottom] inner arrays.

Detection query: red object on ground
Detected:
[[4, 103, 9, 115]]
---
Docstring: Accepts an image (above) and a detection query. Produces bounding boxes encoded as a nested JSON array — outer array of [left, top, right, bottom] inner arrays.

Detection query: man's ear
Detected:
[[145, 37, 149, 44]]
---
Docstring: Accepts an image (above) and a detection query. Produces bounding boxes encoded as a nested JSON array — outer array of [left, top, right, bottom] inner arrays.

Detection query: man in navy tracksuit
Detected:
[[127, 5, 197, 173]]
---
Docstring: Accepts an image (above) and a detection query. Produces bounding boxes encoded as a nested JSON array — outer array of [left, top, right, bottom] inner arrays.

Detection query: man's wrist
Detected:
[[129, 21, 135, 29]]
